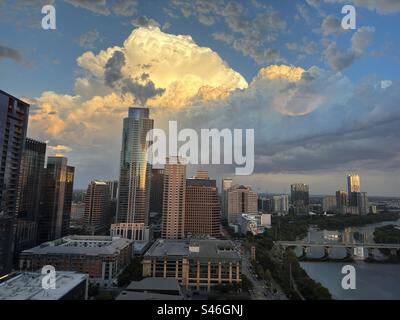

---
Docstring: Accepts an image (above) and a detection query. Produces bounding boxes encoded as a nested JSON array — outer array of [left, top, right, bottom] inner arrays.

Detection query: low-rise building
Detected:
[[142, 239, 241, 291], [110, 222, 151, 241], [19, 235, 132, 288], [116, 277, 183, 300], [0, 271, 88, 300]]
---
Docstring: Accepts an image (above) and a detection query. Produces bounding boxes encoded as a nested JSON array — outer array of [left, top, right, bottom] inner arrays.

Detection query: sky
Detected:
[[0, 0, 399, 196]]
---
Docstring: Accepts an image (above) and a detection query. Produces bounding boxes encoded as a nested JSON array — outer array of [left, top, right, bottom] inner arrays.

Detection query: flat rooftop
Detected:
[[144, 239, 240, 260], [0, 272, 87, 300], [116, 291, 183, 300], [126, 277, 181, 293], [21, 235, 133, 256]]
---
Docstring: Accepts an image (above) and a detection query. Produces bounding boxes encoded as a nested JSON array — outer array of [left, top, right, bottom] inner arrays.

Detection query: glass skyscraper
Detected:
[[117, 107, 153, 225], [38, 157, 75, 244], [0, 90, 29, 275]]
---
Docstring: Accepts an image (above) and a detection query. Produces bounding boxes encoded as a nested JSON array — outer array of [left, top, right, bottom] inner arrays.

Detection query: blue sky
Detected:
[[0, 0, 400, 195]]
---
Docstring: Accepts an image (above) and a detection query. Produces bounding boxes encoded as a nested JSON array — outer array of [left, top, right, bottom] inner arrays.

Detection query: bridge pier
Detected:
[[345, 247, 354, 259], [301, 246, 309, 257], [367, 248, 375, 259], [323, 246, 331, 258]]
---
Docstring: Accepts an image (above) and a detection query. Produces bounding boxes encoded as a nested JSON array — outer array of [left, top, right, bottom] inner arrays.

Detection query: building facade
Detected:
[[142, 239, 241, 291], [290, 183, 310, 215], [322, 196, 337, 213], [227, 185, 258, 223], [273, 195, 289, 215], [0, 90, 29, 275], [83, 180, 111, 235], [185, 173, 220, 238], [14, 138, 46, 255], [117, 108, 153, 225], [221, 178, 233, 220], [162, 158, 186, 239], [38, 157, 74, 244], [110, 222, 151, 241], [150, 168, 164, 214], [19, 235, 132, 288]]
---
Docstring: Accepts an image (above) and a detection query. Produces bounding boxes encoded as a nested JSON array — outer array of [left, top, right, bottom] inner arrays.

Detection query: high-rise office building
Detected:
[[356, 192, 369, 215], [322, 196, 337, 213], [117, 108, 153, 225], [83, 180, 111, 235], [290, 183, 310, 215], [273, 195, 289, 215], [185, 171, 220, 238], [336, 190, 348, 211], [162, 157, 186, 239], [227, 185, 258, 223], [347, 174, 361, 206], [0, 90, 29, 275], [105, 180, 118, 224], [38, 157, 74, 244], [221, 178, 233, 220], [14, 138, 46, 256], [150, 168, 164, 214], [106, 180, 118, 201]]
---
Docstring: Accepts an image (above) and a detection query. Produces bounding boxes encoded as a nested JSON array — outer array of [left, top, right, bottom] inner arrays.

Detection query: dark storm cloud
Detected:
[[104, 50, 165, 105]]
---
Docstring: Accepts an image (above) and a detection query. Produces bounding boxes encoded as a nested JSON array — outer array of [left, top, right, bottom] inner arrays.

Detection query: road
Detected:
[[234, 241, 287, 300]]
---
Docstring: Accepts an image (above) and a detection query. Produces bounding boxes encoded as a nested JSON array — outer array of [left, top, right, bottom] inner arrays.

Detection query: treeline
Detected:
[[243, 234, 332, 300], [272, 212, 400, 234], [374, 225, 400, 244]]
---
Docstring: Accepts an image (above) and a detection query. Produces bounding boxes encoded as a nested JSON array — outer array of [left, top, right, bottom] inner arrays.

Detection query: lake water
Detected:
[[299, 219, 400, 300]]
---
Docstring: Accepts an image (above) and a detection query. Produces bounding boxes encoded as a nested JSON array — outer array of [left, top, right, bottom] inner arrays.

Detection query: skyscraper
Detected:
[[150, 168, 164, 214], [336, 190, 348, 213], [0, 90, 29, 275], [38, 157, 75, 244], [227, 185, 258, 223], [322, 196, 337, 213], [117, 107, 153, 225], [291, 183, 310, 215], [347, 174, 361, 206], [84, 180, 111, 235], [185, 171, 220, 238], [106, 180, 118, 201], [221, 178, 233, 220], [15, 138, 46, 256], [162, 157, 186, 239], [273, 195, 289, 215]]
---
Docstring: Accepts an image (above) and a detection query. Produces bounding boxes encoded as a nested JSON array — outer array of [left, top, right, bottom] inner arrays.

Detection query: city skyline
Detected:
[[0, 1, 400, 197]]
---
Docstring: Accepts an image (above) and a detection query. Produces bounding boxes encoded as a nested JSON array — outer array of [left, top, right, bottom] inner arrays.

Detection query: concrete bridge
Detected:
[[275, 241, 400, 259]]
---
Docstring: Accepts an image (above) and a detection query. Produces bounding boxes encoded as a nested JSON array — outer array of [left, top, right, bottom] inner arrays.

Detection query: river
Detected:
[[299, 218, 400, 300]]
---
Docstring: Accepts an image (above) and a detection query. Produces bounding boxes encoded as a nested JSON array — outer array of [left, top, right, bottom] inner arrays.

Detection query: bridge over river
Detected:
[[275, 241, 400, 260]]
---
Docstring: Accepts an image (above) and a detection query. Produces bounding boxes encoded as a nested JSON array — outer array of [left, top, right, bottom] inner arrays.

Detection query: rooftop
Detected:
[[144, 239, 240, 261], [0, 272, 87, 300], [126, 277, 181, 293], [21, 235, 133, 256]]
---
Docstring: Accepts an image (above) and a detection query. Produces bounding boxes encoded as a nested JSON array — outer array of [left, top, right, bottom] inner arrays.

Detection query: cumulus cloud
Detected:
[[78, 29, 102, 49], [28, 27, 248, 184], [323, 26, 375, 71], [132, 16, 161, 28], [65, 0, 110, 15], [320, 15, 343, 35], [324, 0, 400, 15], [112, 0, 138, 16], [26, 26, 399, 191]]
